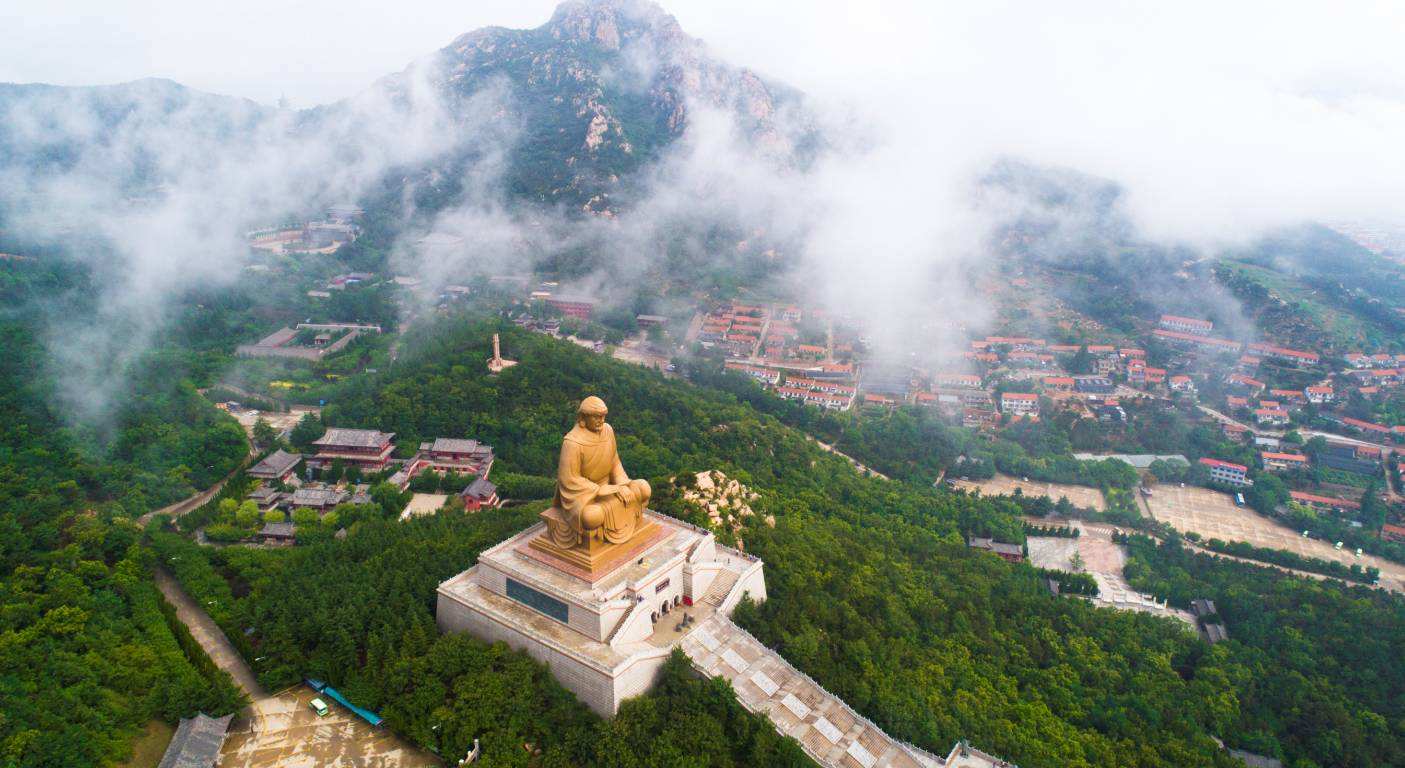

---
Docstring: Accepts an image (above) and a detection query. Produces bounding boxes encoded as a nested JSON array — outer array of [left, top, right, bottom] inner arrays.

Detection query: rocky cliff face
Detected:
[[400, 0, 807, 214]]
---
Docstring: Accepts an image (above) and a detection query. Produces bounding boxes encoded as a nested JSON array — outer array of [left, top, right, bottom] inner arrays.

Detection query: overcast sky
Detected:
[[6, 0, 1405, 236]]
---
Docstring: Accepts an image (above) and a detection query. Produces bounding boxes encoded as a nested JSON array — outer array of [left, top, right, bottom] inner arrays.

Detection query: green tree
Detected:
[[290, 412, 323, 451], [235, 500, 261, 528]]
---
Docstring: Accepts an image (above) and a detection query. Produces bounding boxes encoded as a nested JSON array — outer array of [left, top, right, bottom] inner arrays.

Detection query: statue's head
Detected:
[[577, 396, 608, 433]]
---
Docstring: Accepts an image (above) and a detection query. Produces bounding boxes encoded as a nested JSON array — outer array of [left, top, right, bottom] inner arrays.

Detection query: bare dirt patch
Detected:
[[952, 474, 1106, 511], [1144, 484, 1405, 592]]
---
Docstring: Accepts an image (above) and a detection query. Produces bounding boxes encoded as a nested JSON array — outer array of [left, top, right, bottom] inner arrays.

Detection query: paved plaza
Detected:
[[220, 686, 437, 768], [952, 474, 1106, 511], [1143, 485, 1405, 592], [1026, 528, 1194, 626]]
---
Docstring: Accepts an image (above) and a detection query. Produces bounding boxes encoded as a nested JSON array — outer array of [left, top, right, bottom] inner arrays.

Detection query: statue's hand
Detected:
[[616, 485, 636, 505]]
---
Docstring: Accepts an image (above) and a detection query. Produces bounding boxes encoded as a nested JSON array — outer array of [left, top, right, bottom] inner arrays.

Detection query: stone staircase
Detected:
[[700, 569, 739, 607], [681, 614, 953, 768]]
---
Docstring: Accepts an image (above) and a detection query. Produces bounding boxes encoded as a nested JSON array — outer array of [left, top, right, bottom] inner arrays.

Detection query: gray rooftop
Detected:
[[290, 487, 345, 507], [463, 477, 497, 499], [427, 437, 485, 454], [248, 449, 301, 478], [261, 522, 296, 538], [313, 428, 393, 448], [157, 713, 232, 768]]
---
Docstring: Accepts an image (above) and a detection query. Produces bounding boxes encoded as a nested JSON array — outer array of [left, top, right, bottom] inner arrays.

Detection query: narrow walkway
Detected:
[[682, 615, 1007, 768], [807, 436, 890, 481], [154, 568, 266, 701], [138, 447, 254, 526]]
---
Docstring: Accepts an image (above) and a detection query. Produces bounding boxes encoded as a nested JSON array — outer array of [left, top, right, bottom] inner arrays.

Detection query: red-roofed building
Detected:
[[1261, 452, 1308, 472], [1227, 395, 1249, 408], [1159, 315, 1214, 336], [1228, 373, 1266, 394], [1043, 376, 1075, 391], [1255, 407, 1290, 427], [1304, 386, 1334, 404], [1000, 391, 1040, 416], [1154, 328, 1242, 353], [1383, 522, 1405, 544], [1342, 417, 1392, 435], [1200, 458, 1249, 486], [1290, 491, 1361, 512], [934, 373, 983, 389], [1169, 375, 1195, 392], [1248, 342, 1320, 366]]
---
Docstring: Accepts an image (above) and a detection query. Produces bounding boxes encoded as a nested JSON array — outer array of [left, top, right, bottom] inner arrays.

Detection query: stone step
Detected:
[[701, 570, 739, 606]]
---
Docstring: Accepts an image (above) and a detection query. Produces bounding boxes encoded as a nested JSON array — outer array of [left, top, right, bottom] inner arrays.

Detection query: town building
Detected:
[[1000, 392, 1040, 417], [1159, 314, 1214, 336], [309, 428, 396, 471], [546, 297, 595, 321], [1289, 491, 1361, 513], [1254, 407, 1290, 427], [1199, 458, 1249, 487], [1304, 385, 1334, 404], [1260, 452, 1308, 472]]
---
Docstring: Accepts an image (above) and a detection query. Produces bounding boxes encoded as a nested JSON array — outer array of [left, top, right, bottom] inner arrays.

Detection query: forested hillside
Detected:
[[0, 262, 249, 766], [152, 318, 1405, 768]]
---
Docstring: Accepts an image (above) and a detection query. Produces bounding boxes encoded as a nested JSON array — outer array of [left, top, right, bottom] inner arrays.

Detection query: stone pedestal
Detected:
[[528, 507, 661, 578], [436, 510, 766, 716]]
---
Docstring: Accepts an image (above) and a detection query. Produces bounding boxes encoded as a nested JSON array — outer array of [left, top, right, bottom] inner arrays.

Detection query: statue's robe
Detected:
[[555, 423, 644, 543]]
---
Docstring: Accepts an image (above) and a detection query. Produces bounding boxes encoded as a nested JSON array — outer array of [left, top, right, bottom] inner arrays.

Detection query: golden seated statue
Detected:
[[530, 396, 656, 574]]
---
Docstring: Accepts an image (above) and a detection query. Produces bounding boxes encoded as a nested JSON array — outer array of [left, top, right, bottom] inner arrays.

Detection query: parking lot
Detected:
[[952, 474, 1107, 511], [220, 686, 438, 768], [1144, 484, 1405, 592]]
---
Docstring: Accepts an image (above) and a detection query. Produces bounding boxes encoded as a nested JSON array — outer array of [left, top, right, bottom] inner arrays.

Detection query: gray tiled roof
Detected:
[[290, 487, 345, 507], [248, 450, 301, 478], [429, 437, 482, 453], [313, 428, 393, 448]]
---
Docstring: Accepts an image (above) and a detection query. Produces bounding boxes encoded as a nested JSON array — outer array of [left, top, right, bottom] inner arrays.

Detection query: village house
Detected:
[[1159, 314, 1214, 336], [1290, 491, 1361, 513], [308, 428, 396, 471], [933, 372, 983, 389], [1227, 373, 1266, 395], [1261, 452, 1309, 472], [1168, 375, 1196, 393], [1254, 407, 1290, 427], [1000, 391, 1040, 417], [1200, 458, 1250, 486], [963, 408, 999, 430], [1304, 385, 1334, 404], [725, 361, 781, 385], [1043, 376, 1075, 392], [1153, 328, 1243, 354], [1248, 343, 1320, 367]]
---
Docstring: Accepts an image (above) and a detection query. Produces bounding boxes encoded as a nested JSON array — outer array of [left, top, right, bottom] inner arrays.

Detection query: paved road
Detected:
[[138, 454, 252, 526], [154, 567, 266, 700]]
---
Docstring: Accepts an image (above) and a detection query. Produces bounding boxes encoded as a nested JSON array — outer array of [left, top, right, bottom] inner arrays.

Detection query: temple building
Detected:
[[416, 438, 495, 476], [308, 428, 395, 471]]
